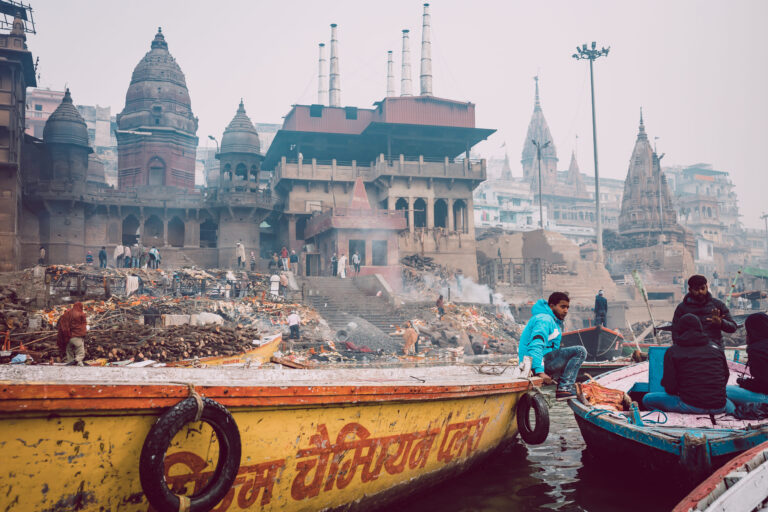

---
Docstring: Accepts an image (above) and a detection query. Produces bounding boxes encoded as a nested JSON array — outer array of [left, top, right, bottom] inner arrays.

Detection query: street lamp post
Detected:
[[208, 135, 219, 189], [573, 41, 610, 262], [531, 139, 550, 229]]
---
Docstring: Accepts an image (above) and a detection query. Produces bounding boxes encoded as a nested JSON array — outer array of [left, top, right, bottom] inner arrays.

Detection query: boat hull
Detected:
[[570, 397, 768, 483], [561, 326, 623, 362], [0, 365, 533, 511]]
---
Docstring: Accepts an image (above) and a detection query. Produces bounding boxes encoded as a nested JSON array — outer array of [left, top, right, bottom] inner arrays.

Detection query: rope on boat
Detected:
[[178, 495, 191, 512], [170, 382, 205, 422], [187, 383, 204, 423]]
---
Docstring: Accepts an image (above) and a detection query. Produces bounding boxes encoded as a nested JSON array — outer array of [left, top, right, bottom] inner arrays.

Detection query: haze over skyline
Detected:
[[28, 0, 768, 228]]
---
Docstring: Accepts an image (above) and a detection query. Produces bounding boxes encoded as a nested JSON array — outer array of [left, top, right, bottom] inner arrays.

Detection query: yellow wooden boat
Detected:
[[166, 333, 282, 368], [0, 360, 544, 511]]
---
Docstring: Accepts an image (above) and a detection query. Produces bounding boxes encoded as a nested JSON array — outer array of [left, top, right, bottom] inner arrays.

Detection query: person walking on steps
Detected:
[[290, 250, 299, 275], [337, 252, 347, 279], [331, 253, 338, 277], [280, 246, 289, 271], [236, 242, 246, 269], [352, 250, 361, 277], [594, 290, 608, 327], [518, 292, 587, 401]]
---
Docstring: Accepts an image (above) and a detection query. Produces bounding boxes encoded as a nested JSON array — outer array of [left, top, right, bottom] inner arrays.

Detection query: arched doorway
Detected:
[[147, 157, 166, 187], [395, 198, 409, 228], [453, 199, 468, 233], [434, 199, 448, 228], [143, 215, 164, 247], [235, 163, 247, 181], [413, 198, 426, 228], [122, 215, 140, 246], [200, 218, 218, 248], [168, 216, 185, 247]]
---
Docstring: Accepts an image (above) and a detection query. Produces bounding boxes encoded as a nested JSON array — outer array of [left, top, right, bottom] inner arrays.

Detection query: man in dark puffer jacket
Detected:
[[727, 312, 768, 405], [673, 274, 737, 350], [643, 314, 735, 414]]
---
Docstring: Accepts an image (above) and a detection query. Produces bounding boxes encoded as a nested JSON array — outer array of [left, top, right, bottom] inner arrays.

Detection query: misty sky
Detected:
[[28, 0, 768, 228]]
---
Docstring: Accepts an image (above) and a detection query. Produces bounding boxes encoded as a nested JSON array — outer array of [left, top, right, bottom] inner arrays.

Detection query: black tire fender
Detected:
[[517, 392, 550, 445], [140, 396, 242, 512]]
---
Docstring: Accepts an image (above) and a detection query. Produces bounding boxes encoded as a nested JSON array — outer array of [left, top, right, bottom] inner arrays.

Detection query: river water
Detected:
[[397, 393, 696, 512]]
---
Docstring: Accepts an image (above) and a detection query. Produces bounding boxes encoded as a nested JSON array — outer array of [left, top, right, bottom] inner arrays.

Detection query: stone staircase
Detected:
[[301, 277, 408, 337]]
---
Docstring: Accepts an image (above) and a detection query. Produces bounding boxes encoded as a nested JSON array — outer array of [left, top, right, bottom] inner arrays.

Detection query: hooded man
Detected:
[[673, 275, 737, 349], [594, 290, 608, 327], [727, 312, 768, 405], [643, 314, 734, 414], [518, 292, 586, 400], [56, 302, 88, 366]]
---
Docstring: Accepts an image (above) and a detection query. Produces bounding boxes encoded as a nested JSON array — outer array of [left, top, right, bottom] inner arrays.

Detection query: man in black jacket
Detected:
[[672, 275, 737, 349], [594, 290, 608, 327], [643, 314, 735, 414], [727, 312, 768, 405]]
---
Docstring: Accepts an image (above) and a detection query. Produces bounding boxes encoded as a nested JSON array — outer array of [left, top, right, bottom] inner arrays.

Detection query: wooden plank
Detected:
[[707, 462, 768, 512]]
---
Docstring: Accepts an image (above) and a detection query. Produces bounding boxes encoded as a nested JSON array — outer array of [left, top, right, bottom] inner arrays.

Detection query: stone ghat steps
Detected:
[[302, 277, 409, 336]]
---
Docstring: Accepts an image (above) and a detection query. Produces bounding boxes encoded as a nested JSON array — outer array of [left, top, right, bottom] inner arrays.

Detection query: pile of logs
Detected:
[[19, 323, 264, 363]]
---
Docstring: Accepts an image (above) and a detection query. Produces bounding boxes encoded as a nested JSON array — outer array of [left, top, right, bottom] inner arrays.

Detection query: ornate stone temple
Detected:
[[116, 28, 198, 191], [15, 29, 274, 268], [606, 112, 694, 275]]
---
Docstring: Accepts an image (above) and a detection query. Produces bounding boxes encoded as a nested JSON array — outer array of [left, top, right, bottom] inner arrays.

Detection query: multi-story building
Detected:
[[0, 16, 35, 270], [25, 87, 61, 139], [262, 13, 494, 283]]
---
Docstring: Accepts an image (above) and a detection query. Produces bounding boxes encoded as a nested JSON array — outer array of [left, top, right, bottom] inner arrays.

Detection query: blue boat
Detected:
[[569, 346, 768, 483]]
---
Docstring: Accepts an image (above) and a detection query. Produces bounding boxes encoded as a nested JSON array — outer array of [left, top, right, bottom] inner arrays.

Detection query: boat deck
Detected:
[[0, 362, 531, 389], [593, 361, 768, 430]]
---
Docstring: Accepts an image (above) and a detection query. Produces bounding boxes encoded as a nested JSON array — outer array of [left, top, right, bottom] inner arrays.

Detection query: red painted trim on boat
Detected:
[[671, 439, 768, 512], [0, 380, 535, 413]]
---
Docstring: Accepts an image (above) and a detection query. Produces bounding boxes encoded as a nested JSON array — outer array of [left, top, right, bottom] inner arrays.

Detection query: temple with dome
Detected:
[[14, 28, 274, 268]]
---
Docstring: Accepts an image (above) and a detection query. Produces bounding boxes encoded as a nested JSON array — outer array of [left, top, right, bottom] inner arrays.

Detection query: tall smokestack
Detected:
[[400, 29, 412, 96], [317, 43, 327, 105], [420, 3, 433, 96], [386, 51, 395, 97], [329, 24, 341, 107]]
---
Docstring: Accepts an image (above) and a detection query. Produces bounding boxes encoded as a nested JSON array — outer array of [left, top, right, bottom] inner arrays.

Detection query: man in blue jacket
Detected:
[[519, 292, 587, 400]]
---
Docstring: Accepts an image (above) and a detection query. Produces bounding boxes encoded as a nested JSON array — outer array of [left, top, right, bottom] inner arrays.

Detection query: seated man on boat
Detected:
[[673, 274, 737, 350], [518, 292, 586, 401], [643, 314, 735, 414], [727, 312, 768, 406]]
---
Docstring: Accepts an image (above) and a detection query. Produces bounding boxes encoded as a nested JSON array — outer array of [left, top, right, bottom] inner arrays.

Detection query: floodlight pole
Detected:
[[573, 42, 610, 262], [532, 139, 550, 229]]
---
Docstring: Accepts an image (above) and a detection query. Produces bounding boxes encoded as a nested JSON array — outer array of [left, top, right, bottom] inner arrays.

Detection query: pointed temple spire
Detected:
[[534, 75, 541, 111], [637, 107, 647, 140], [348, 177, 372, 210]]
